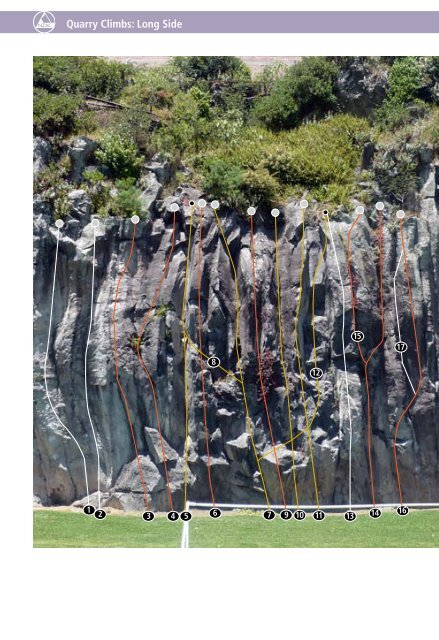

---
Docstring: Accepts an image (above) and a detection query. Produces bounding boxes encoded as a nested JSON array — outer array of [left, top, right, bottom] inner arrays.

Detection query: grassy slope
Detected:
[[33, 509, 439, 548]]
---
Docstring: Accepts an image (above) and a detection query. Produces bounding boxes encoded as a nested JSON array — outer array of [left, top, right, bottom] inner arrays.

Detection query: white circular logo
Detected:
[[33, 11, 56, 33]]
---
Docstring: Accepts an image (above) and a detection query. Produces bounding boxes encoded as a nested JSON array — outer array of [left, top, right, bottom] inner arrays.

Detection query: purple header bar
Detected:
[[1, 11, 439, 33]]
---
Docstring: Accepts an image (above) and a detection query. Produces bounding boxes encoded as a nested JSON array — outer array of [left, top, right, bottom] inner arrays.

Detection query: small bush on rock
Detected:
[[96, 131, 142, 179], [110, 177, 142, 217]]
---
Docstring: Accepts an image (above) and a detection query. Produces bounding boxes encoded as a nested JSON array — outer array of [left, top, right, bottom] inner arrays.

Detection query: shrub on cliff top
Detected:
[[378, 57, 426, 129], [254, 57, 340, 131], [33, 56, 130, 100], [33, 88, 81, 137], [173, 56, 250, 85]]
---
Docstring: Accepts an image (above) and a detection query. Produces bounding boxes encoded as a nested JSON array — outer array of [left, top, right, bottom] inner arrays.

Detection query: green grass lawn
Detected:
[[33, 508, 439, 548]]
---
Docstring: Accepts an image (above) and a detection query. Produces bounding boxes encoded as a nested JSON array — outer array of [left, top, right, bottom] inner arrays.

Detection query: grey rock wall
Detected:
[[33, 172, 439, 510]]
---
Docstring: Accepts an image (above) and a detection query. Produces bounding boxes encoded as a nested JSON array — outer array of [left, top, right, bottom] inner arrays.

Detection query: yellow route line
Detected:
[[212, 207, 271, 509], [183, 330, 243, 385], [273, 215, 299, 507], [299, 211, 328, 508], [258, 429, 305, 461], [182, 206, 194, 509], [260, 211, 329, 506]]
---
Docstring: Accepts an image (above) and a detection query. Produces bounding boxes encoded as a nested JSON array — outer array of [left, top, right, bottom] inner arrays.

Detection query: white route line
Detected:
[[328, 220, 354, 510], [393, 248, 416, 394], [44, 226, 91, 505], [84, 226, 101, 508], [186, 501, 439, 509]]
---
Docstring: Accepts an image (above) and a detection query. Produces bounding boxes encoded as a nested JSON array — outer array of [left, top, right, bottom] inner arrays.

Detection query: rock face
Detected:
[[33, 166, 439, 510], [336, 58, 388, 118], [68, 136, 97, 182], [33, 137, 51, 173]]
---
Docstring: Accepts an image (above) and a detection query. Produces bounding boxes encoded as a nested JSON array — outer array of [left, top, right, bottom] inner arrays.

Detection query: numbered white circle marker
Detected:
[[294, 510, 306, 521], [351, 330, 365, 343], [211, 200, 219, 209], [247, 207, 256, 216], [55, 219, 64, 228], [209, 508, 222, 519], [375, 202, 384, 211], [395, 341, 408, 353], [397, 505, 409, 516], [180, 511, 192, 521], [167, 511, 179, 521], [169, 203, 179, 212], [313, 510, 326, 521], [344, 511, 357, 522], [355, 206, 364, 215], [207, 356, 221, 368], [131, 214, 140, 224], [198, 199, 207, 208], [280, 509, 293, 520], [369, 507, 382, 519], [142, 511, 155, 522], [94, 509, 107, 520], [83, 505, 95, 516], [300, 199, 308, 209], [263, 510, 276, 520], [310, 367, 323, 380], [396, 210, 405, 219], [271, 208, 280, 218], [91, 218, 100, 228]]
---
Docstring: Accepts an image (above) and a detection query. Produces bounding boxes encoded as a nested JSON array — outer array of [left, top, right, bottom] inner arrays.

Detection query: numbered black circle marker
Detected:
[[309, 367, 323, 380], [313, 510, 326, 521], [395, 341, 408, 353], [280, 509, 293, 520], [94, 509, 107, 520], [180, 511, 192, 521], [369, 508, 382, 519], [294, 509, 306, 521], [189, 200, 195, 206], [344, 510, 357, 522], [207, 356, 221, 368], [351, 330, 365, 343], [397, 505, 409, 516], [323, 209, 329, 217], [83, 505, 95, 516], [142, 511, 155, 522], [167, 511, 179, 521], [209, 508, 222, 519], [263, 509, 276, 520]]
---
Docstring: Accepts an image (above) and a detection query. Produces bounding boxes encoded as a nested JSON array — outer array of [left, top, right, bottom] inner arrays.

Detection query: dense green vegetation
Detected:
[[34, 508, 439, 548], [34, 56, 131, 99], [33, 56, 439, 216]]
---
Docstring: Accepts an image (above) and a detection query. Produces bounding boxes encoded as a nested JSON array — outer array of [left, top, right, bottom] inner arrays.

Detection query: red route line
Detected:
[[250, 215, 287, 509], [393, 220, 423, 505], [112, 224, 149, 510], [135, 211, 177, 512], [347, 212, 385, 507], [196, 207, 216, 507]]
